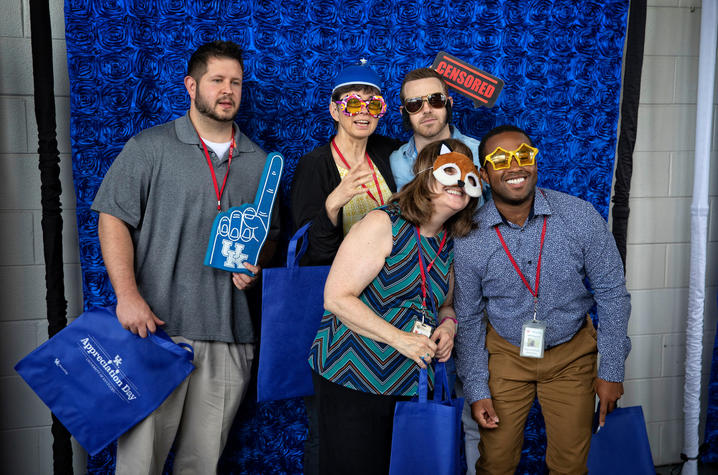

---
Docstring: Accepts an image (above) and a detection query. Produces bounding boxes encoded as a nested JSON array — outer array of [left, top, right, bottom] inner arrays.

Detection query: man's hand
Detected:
[[595, 378, 624, 427], [116, 292, 164, 338], [471, 399, 499, 429], [233, 263, 261, 290]]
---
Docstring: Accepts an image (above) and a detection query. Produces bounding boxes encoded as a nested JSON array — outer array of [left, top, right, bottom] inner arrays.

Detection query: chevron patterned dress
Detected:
[[308, 205, 453, 396]]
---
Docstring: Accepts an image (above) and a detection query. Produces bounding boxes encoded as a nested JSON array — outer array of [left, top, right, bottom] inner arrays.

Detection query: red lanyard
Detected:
[[415, 226, 447, 317], [331, 139, 385, 206], [198, 128, 236, 211], [494, 216, 547, 300]]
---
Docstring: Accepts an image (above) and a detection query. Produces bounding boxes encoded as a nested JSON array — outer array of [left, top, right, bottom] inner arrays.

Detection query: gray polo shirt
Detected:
[[92, 112, 279, 343]]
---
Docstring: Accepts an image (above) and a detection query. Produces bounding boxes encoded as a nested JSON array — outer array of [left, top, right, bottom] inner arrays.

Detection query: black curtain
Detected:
[[611, 0, 647, 267], [29, 0, 72, 472]]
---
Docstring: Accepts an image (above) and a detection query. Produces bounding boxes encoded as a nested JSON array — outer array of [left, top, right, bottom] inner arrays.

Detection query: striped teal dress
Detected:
[[308, 205, 453, 396]]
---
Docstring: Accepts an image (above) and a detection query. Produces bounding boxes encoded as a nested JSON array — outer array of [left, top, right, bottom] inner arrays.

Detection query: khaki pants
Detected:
[[116, 338, 254, 475], [477, 319, 597, 475]]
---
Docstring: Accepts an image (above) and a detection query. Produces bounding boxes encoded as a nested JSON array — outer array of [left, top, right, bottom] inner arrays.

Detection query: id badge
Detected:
[[412, 320, 432, 338], [520, 320, 546, 358]]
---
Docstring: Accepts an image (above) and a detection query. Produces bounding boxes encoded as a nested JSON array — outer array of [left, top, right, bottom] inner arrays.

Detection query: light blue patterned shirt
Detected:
[[390, 126, 482, 191], [454, 188, 631, 403]]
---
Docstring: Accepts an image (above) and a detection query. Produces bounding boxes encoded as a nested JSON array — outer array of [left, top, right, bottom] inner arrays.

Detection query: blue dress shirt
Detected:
[[390, 126, 482, 191], [454, 188, 631, 403]]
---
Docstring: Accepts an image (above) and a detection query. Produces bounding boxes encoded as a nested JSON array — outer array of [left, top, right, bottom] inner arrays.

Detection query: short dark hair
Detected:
[[478, 125, 533, 168], [187, 41, 244, 80], [390, 138, 478, 238], [399, 68, 449, 104]]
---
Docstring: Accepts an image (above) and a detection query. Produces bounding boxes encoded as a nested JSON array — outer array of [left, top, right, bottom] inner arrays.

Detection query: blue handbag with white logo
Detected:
[[14, 306, 194, 455]]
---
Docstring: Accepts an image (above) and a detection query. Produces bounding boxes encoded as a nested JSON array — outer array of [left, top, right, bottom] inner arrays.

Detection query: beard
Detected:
[[413, 111, 450, 140], [195, 88, 237, 123]]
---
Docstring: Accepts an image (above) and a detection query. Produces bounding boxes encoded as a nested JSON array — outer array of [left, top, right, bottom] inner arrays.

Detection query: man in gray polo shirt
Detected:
[[92, 40, 278, 474]]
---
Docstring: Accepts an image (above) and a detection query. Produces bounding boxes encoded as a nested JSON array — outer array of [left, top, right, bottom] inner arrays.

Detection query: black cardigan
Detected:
[[290, 134, 400, 266]]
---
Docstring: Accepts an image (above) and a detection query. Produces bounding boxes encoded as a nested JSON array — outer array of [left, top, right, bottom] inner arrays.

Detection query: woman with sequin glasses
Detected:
[[291, 61, 400, 265], [290, 61, 400, 474]]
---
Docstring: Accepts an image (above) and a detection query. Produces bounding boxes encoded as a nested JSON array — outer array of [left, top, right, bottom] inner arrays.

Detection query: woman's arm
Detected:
[[324, 210, 438, 368]]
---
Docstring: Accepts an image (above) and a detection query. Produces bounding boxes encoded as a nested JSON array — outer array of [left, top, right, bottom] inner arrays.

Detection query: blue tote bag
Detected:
[[257, 222, 330, 401], [587, 405, 654, 474], [14, 306, 194, 455], [389, 362, 464, 475]]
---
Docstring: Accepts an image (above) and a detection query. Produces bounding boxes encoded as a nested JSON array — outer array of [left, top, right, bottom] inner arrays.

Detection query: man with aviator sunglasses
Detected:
[[390, 68, 483, 192], [454, 125, 631, 474]]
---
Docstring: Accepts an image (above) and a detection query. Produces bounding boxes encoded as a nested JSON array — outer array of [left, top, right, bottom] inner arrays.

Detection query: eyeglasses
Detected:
[[403, 93, 448, 114], [483, 143, 539, 170], [334, 94, 387, 118]]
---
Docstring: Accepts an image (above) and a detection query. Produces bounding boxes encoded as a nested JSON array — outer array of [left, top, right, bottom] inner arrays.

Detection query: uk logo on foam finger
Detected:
[[204, 152, 284, 275]]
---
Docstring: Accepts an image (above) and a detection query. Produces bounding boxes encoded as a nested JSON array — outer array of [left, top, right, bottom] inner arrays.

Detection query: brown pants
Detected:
[[477, 318, 597, 475]]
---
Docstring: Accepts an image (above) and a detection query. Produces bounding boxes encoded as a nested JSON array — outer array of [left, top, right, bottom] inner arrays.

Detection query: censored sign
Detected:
[[431, 51, 503, 108]]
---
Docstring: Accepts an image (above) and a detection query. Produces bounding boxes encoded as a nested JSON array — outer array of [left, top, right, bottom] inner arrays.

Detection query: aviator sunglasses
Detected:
[[403, 92, 448, 114], [483, 143, 539, 170], [334, 94, 387, 118]]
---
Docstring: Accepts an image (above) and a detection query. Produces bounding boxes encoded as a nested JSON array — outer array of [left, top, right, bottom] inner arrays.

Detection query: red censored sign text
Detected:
[[431, 51, 503, 108]]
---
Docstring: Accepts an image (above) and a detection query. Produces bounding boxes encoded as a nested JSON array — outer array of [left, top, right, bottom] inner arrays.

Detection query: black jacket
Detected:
[[290, 134, 400, 265]]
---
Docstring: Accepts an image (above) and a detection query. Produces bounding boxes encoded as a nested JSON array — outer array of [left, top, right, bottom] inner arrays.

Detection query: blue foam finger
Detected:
[[204, 152, 284, 275], [254, 153, 283, 225]]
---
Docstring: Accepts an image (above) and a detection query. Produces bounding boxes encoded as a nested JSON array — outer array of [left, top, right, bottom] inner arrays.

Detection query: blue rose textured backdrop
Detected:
[[64, 0, 629, 473]]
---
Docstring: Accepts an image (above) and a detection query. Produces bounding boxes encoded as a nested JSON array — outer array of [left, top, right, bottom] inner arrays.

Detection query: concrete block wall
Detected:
[[0, 0, 714, 471], [0, 0, 86, 473], [621, 0, 718, 466]]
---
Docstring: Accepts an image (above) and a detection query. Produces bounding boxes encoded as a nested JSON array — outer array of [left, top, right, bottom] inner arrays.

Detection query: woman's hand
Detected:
[[325, 160, 374, 225], [431, 319, 456, 362], [391, 331, 438, 369]]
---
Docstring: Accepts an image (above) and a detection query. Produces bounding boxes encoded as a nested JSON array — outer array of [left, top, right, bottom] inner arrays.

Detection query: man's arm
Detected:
[[454, 240, 499, 429], [581, 202, 631, 426], [98, 213, 164, 338], [453, 237, 492, 403]]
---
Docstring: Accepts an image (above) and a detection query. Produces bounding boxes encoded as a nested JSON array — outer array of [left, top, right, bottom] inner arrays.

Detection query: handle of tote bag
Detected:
[[148, 331, 195, 361], [287, 222, 312, 268], [418, 367, 429, 403], [432, 361, 452, 403], [101, 306, 194, 361]]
